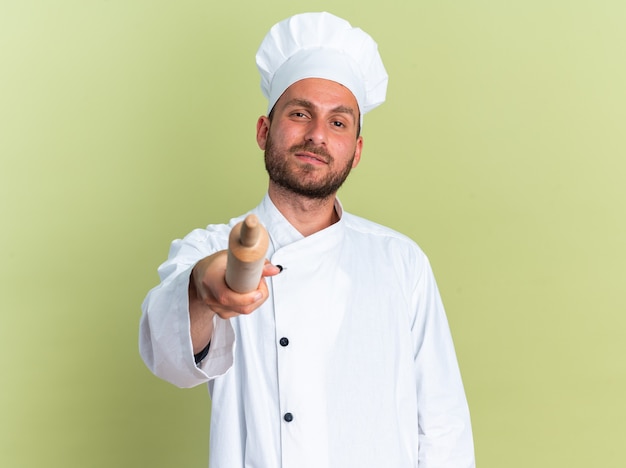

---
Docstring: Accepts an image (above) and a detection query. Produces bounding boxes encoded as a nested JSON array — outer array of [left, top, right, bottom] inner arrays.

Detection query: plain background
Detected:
[[2, 1, 625, 466]]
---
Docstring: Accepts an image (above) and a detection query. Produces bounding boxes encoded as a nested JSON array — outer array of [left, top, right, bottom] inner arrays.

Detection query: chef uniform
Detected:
[[140, 12, 475, 468]]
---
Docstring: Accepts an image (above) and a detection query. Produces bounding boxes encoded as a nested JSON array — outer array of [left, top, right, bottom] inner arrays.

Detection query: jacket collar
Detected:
[[253, 193, 345, 255]]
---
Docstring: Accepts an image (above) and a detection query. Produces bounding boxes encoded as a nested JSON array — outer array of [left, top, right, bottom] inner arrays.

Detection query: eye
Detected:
[[332, 120, 346, 128], [291, 111, 309, 119]]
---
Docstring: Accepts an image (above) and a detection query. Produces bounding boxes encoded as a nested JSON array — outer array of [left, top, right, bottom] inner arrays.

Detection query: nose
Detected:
[[304, 118, 326, 145]]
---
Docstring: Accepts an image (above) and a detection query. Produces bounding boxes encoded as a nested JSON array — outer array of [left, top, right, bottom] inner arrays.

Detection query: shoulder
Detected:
[[341, 211, 430, 266], [340, 212, 439, 302], [183, 209, 253, 243], [167, 211, 250, 260], [343, 212, 421, 248]]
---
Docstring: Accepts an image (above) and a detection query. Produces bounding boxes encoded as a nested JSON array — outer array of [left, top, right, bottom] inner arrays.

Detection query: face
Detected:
[[256, 78, 363, 200]]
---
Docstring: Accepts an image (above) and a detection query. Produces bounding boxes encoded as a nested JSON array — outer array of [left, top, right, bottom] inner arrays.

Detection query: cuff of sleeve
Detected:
[[196, 314, 236, 378]]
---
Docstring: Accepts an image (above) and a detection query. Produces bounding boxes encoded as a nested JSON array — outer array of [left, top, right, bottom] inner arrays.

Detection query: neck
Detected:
[[268, 185, 339, 237]]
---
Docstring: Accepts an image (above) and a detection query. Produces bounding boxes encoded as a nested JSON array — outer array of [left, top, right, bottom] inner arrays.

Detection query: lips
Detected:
[[295, 151, 329, 165]]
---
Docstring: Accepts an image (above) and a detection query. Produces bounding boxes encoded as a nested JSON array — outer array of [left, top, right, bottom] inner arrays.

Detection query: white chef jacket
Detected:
[[140, 194, 475, 468]]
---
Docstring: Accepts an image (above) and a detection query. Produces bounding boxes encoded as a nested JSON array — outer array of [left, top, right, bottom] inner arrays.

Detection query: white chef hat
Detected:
[[255, 12, 388, 123]]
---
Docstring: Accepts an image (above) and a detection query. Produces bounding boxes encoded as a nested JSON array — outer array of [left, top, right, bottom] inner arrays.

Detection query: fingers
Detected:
[[193, 253, 277, 316], [192, 253, 283, 321], [210, 290, 265, 318], [211, 283, 265, 313], [262, 261, 283, 277]]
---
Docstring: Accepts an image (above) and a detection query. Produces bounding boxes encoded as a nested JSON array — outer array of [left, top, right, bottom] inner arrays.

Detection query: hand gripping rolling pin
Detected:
[[225, 214, 270, 293]]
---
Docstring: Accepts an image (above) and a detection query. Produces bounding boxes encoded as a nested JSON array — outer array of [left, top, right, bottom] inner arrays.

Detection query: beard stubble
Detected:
[[264, 134, 355, 200]]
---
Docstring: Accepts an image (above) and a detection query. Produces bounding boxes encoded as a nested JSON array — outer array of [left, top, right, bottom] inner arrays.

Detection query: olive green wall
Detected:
[[2, 1, 625, 467]]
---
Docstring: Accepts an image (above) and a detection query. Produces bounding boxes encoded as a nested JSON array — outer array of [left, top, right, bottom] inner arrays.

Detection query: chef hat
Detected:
[[255, 12, 388, 123]]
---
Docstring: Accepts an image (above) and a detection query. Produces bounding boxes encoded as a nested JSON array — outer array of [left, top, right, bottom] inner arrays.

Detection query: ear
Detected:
[[256, 116, 270, 150], [351, 136, 364, 168]]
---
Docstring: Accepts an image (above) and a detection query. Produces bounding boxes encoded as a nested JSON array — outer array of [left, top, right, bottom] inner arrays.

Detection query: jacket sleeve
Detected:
[[138, 227, 236, 388], [411, 254, 476, 467]]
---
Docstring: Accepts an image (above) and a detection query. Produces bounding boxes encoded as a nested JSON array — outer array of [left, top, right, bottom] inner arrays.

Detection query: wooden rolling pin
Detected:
[[225, 214, 269, 293]]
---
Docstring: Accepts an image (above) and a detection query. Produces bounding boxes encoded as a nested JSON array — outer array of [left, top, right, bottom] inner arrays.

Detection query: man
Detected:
[[140, 11, 475, 468]]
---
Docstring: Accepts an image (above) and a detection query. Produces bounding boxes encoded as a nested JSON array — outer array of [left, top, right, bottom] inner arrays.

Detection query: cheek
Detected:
[[271, 125, 300, 148], [337, 139, 358, 159]]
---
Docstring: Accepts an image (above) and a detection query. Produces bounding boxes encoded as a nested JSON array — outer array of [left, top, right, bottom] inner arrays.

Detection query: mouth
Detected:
[[294, 151, 329, 165]]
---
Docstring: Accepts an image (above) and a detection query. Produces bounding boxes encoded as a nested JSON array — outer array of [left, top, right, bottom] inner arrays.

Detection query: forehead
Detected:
[[275, 78, 360, 113]]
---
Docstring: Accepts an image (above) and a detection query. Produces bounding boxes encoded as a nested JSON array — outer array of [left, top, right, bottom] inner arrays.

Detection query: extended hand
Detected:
[[188, 250, 281, 353]]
